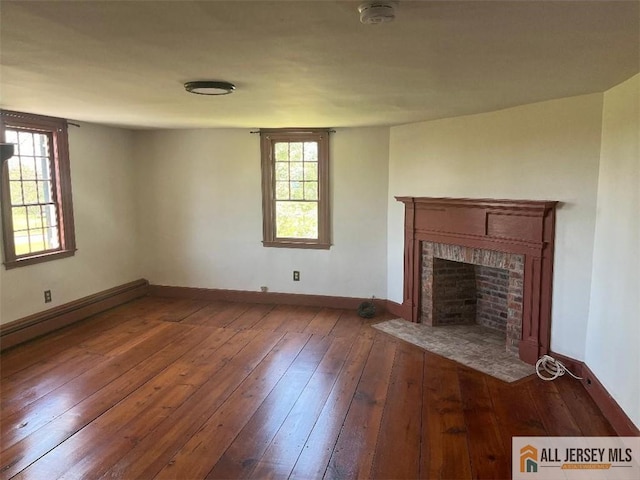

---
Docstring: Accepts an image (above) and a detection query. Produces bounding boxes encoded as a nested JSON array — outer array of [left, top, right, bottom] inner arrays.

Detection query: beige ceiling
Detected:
[[0, 0, 638, 129]]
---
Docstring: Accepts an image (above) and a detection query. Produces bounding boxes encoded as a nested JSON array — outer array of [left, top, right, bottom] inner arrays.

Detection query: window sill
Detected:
[[262, 240, 331, 250], [4, 249, 76, 270]]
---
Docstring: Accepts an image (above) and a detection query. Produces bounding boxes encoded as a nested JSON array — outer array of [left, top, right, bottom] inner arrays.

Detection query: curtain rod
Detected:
[[1, 111, 81, 128], [250, 128, 336, 134]]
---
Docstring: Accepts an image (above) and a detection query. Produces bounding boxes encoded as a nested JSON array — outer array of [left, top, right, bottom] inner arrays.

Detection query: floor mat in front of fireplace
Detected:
[[372, 318, 535, 382]]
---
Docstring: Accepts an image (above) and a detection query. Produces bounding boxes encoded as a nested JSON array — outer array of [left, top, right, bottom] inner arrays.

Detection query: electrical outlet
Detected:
[[44, 290, 52, 303], [293, 271, 300, 281], [260, 286, 268, 293]]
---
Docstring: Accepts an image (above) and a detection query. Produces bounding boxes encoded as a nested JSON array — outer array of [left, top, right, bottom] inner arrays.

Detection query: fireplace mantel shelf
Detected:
[[396, 196, 557, 365], [395, 196, 557, 210], [396, 196, 558, 255]]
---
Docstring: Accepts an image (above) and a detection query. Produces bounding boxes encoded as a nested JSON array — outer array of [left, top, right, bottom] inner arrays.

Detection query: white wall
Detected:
[[387, 94, 604, 360], [134, 127, 389, 300], [1, 122, 141, 324], [586, 74, 640, 428]]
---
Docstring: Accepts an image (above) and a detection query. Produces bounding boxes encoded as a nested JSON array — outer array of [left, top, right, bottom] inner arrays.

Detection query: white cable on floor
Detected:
[[535, 354, 583, 381]]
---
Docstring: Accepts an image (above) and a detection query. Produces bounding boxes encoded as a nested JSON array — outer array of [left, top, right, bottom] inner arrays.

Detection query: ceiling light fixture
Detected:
[[184, 81, 235, 96], [358, 1, 398, 24]]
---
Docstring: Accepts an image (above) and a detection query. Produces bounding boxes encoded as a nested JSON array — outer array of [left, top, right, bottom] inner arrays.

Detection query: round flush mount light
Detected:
[[358, 1, 398, 24], [184, 81, 235, 95]]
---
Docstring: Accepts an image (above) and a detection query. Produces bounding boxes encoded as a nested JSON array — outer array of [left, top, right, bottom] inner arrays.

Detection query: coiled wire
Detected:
[[535, 354, 583, 381]]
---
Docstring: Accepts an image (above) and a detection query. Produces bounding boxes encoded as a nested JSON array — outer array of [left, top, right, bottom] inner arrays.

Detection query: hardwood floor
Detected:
[[0, 296, 615, 479]]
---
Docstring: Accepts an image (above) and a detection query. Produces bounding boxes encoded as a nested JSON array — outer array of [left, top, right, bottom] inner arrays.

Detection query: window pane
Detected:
[[10, 181, 23, 205], [8, 157, 21, 180], [18, 131, 34, 156], [5, 129, 18, 144], [12, 207, 28, 231], [274, 142, 289, 162], [290, 182, 304, 200], [304, 142, 318, 162], [275, 162, 289, 181], [34, 133, 49, 157], [304, 162, 317, 181], [35, 156, 52, 180], [44, 226, 60, 250], [14, 231, 30, 256], [289, 162, 303, 181], [304, 182, 318, 200], [47, 180, 55, 202], [22, 181, 38, 204], [36, 181, 54, 203], [289, 142, 303, 162], [43, 204, 58, 227], [275, 181, 289, 200], [19, 156, 36, 180], [29, 229, 45, 253], [275, 201, 318, 239], [27, 205, 43, 229]]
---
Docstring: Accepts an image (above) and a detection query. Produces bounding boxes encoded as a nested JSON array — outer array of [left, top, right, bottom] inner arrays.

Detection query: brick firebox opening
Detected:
[[421, 242, 524, 356]]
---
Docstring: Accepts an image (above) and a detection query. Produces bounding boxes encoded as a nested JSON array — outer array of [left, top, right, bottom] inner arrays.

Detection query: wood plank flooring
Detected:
[[0, 296, 615, 479]]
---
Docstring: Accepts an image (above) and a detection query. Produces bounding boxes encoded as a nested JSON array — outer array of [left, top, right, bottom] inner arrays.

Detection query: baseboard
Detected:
[[580, 363, 640, 436], [149, 284, 387, 314], [386, 300, 405, 318], [550, 350, 639, 436], [0, 279, 149, 351], [548, 350, 584, 378]]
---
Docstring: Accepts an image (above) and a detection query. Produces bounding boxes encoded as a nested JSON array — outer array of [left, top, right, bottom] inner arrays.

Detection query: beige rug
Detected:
[[373, 318, 534, 383]]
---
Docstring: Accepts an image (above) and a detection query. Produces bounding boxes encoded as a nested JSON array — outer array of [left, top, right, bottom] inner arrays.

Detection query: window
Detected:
[[1, 110, 76, 269], [260, 128, 331, 249]]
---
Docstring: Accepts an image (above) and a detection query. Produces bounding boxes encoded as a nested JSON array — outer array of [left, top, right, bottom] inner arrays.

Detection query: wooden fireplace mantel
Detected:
[[396, 196, 558, 365]]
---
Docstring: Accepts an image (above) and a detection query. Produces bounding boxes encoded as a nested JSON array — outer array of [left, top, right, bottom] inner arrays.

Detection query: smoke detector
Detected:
[[358, 1, 398, 25]]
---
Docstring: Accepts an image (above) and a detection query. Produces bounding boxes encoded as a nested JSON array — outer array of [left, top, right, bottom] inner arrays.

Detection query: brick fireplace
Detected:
[[396, 197, 557, 365]]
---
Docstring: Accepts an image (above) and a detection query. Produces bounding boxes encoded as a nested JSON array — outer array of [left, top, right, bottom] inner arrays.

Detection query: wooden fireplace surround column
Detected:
[[396, 197, 558, 365]]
